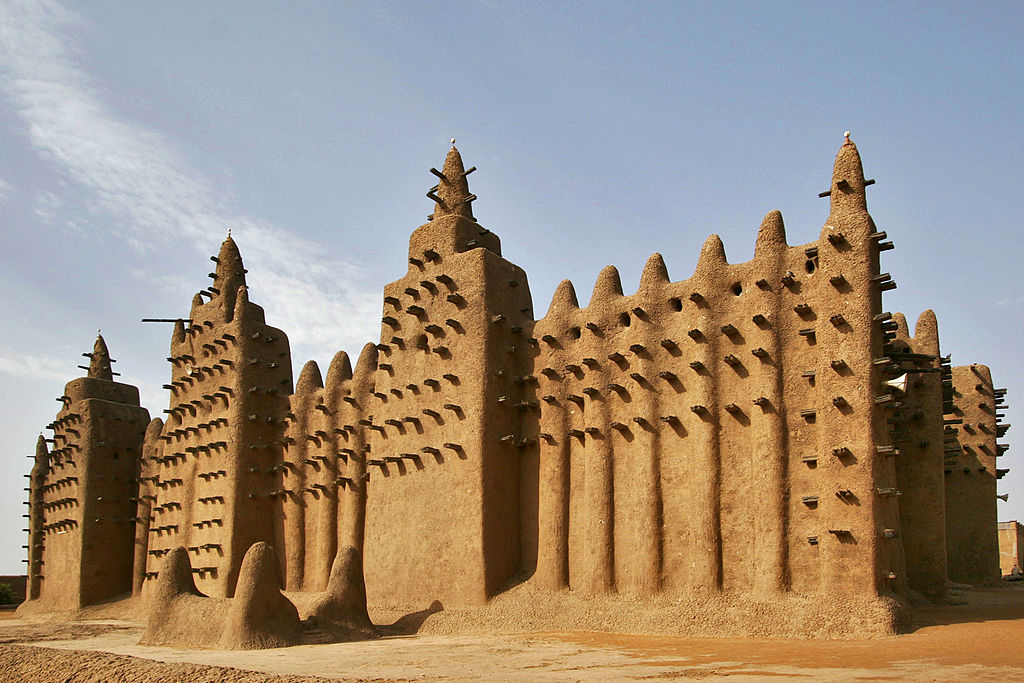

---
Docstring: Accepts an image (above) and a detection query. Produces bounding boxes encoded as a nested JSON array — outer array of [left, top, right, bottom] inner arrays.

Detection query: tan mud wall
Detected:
[[945, 365, 1003, 584], [524, 181, 896, 599], [276, 346, 374, 593], [887, 312, 948, 600]]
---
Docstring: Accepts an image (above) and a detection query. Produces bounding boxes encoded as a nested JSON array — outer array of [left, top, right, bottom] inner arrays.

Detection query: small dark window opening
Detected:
[[669, 297, 683, 311], [618, 312, 631, 327], [805, 259, 817, 274], [731, 282, 742, 296], [568, 326, 581, 339]]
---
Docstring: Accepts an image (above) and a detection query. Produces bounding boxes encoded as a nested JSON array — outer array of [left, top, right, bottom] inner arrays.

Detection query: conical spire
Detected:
[[828, 133, 868, 215], [914, 309, 939, 353], [213, 235, 246, 289], [431, 142, 475, 221], [754, 210, 787, 257], [891, 312, 909, 339], [35, 434, 48, 459], [591, 265, 624, 303], [87, 333, 113, 381], [296, 360, 324, 394], [34, 434, 49, 473], [145, 417, 165, 443], [546, 279, 579, 316], [212, 234, 246, 317], [324, 350, 353, 394], [638, 253, 670, 291], [172, 319, 186, 345], [352, 343, 379, 392], [189, 293, 205, 321], [233, 285, 250, 322], [695, 234, 727, 275]]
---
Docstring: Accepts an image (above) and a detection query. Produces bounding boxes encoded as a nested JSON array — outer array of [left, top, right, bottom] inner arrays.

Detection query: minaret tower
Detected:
[[20, 334, 149, 612], [140, 236, 292, 598], [811, 135, 903, 596], [363, 143, 534, 607]]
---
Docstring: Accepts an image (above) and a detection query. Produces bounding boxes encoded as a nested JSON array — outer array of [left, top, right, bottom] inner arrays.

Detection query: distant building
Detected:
[[998, 521, 1024, 577]]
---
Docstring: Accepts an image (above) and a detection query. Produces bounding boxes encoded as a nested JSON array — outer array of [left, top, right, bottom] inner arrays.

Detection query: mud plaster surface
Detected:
[[2, 585, 1023, 682]]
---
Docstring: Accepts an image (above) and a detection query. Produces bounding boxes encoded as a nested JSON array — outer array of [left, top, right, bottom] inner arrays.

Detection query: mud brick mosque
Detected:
[[19, 136, 1010, 645]]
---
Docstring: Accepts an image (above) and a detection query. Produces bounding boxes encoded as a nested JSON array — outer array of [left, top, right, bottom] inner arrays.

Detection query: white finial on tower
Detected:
[[451, 138, 456, 146], [844, 130, 851, 143], [227, 227, 232, 237]]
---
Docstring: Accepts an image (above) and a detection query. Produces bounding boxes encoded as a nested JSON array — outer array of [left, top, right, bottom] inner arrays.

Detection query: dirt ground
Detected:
[[1, 585, 1023, 682]]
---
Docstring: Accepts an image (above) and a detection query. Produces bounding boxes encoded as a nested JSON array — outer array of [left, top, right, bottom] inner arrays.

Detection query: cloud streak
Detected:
[[0, 0, 381, 364], [0, 346, 76, 384]]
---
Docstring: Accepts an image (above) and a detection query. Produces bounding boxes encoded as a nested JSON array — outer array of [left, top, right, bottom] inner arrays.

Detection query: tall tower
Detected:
[[22, 335, 148, 611], [944, 364, 1007, 584], [888, 311, 948, 601], [363, 144, 533, 607], [139, 237, 292, 598]]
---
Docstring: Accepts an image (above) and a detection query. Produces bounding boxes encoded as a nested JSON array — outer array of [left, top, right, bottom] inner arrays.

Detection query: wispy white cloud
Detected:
[[0, 0, 380, 363], [33, 189, 62, 223], [0, 346, 75, 384]]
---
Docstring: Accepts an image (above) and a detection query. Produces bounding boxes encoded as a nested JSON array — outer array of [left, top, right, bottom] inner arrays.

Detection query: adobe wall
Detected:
[[276, 344, 376, 593], [887, 312, 948, 600], [945, 364, 1005, 584], [524, 140, 899, 600], [22, 336, 148, 612], [998, 521, 1023, 576]]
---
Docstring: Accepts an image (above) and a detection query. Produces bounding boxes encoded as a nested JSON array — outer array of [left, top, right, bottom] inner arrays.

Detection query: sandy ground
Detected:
[[1, 585, 1023, 682]]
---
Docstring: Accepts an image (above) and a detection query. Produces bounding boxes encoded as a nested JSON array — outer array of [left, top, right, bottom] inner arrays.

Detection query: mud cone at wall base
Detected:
[[140, 548, 223, 647], [220, 542, 303, 650], [307, 545, 378, 640]]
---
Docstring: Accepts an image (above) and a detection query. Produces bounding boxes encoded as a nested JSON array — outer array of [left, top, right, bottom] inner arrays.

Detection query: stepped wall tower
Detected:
[[944, 364, 1008, 584], [523, 137, 904, 600], [137, 238, 293, 598], [886, 311, 948, 600], [362, 144, 532, 608], [21, 335, 149, 612]]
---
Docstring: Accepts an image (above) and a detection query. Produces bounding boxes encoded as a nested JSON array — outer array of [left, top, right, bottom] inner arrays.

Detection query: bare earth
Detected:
[[1, 585, 1023, 682]]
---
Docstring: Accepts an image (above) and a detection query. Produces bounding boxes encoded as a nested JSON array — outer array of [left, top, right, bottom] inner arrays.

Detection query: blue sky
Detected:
[[0, 1, 1022, 574]]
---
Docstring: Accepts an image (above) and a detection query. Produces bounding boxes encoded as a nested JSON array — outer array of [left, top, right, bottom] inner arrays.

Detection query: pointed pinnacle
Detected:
[[213, 235, 246, 293], [547, 279, 580, 316], [638, 253, 670, 290], [431, 145, 475, 220], [591, 265, 624, 302], [88, 333, 114, 381]]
